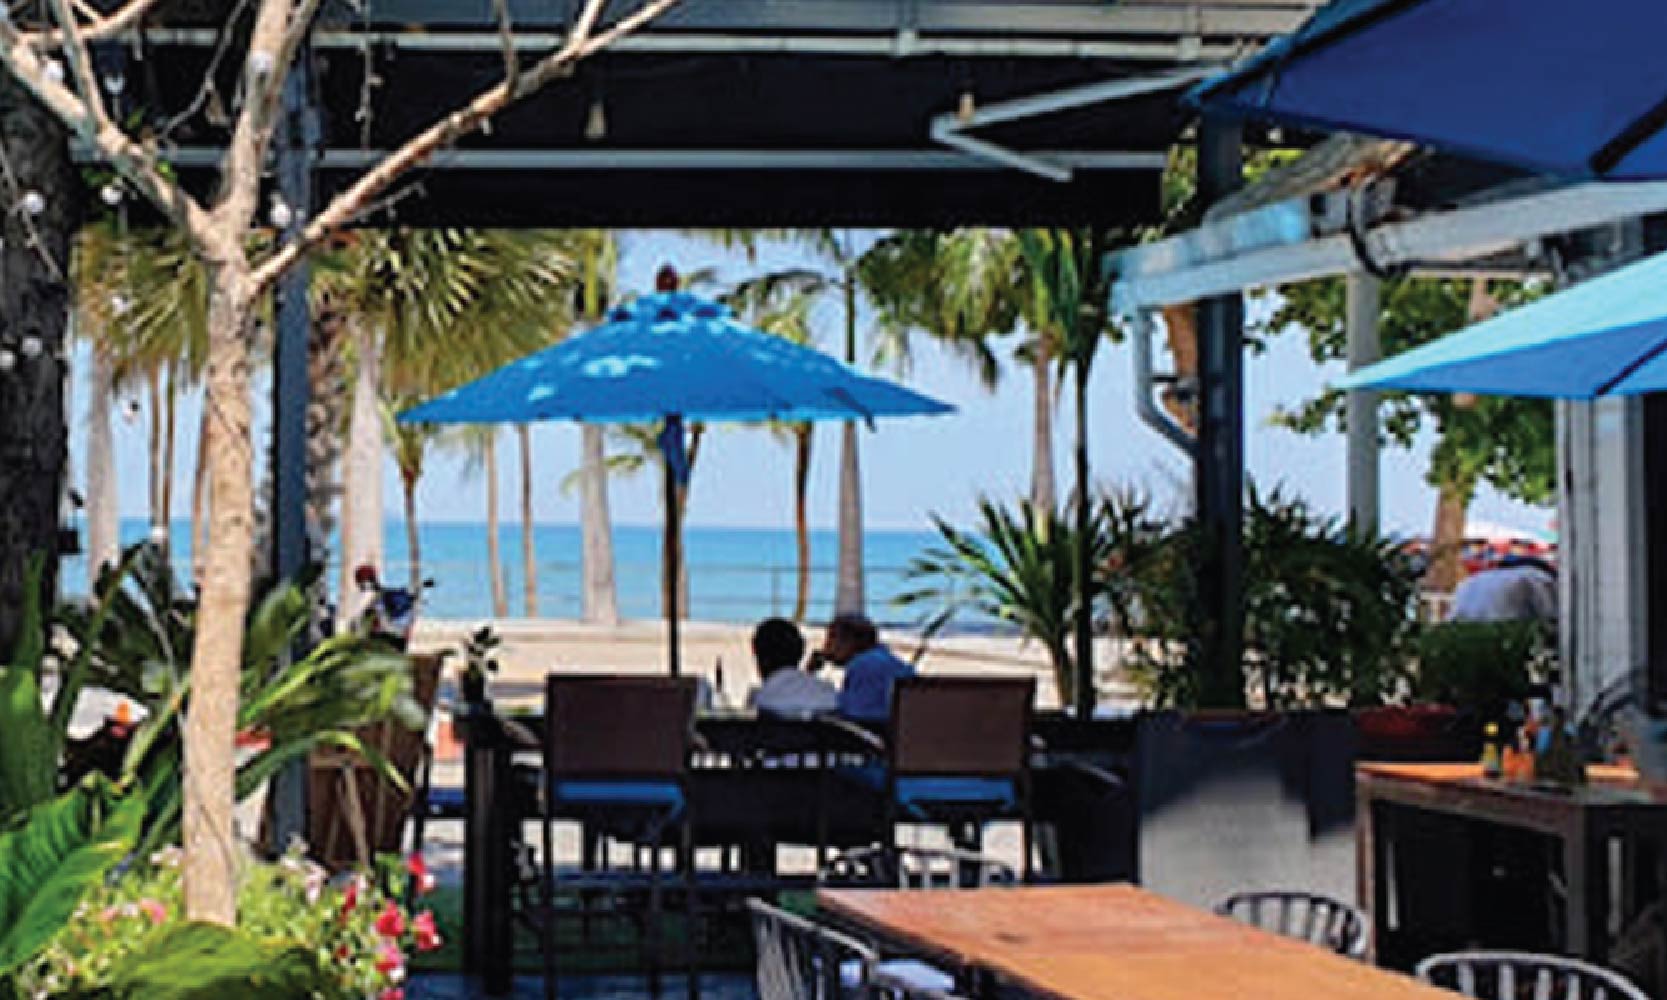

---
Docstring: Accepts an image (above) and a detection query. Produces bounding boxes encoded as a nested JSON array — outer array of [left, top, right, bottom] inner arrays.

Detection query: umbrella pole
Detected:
[[664, 420, 682, 677]]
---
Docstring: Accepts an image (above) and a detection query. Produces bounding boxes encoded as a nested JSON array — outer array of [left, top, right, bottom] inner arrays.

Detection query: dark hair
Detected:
[[828, 612, 879, 652], [752, 617, 805, 675]]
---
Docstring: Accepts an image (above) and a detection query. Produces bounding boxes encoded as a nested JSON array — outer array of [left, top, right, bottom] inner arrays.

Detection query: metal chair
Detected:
[[885, 677, 1036, 878], [1214, 890, 1369, 958], [537, 675, 698, 1000], [822, 845, 1018, 890], [1416, 951, 1651, 1000], [747, 898, 879, 1000], [872, 970, 969, 1000]]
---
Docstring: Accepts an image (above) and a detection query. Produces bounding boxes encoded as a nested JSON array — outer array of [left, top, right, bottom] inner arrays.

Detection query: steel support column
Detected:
[[1191, 116, 1246, 708], [267, 47, 319, 850], [1345, 271, 1382, 534]]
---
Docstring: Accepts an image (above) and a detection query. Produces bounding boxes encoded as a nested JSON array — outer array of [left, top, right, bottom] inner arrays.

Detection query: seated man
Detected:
[[820, 613, 915, 722], [747, 617, 837, 717]]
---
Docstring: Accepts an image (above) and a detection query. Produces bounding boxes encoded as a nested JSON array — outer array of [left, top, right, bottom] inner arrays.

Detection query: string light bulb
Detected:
[[957, 89, 976, 123], [268, 196, 294, 229], [19, 337, 42, 359], [0, 350, 16, 372], [248, 51, 275, 78], [19, 190, 45, 216], [102, 71, 125, 97], [100, 183, 123, 207], [42, 60, 64, 85], [584, 98, 607, 142]]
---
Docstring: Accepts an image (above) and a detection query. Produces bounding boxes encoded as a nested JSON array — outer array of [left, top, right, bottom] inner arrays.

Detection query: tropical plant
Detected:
[[20, 841, 443, 998], [1415, 620, 1553, 714], [454, 425, 509, 617], [899, 498, 1112, 708], [0, 777, 145, 987]]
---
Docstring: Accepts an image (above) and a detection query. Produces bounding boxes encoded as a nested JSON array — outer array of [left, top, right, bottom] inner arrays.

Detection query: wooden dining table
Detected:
[[817, 884, 1457, 1000]]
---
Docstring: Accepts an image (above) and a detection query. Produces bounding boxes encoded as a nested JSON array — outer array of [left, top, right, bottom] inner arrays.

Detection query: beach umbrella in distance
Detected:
[[400, 266, 953, 676], [1335, 250, 1667, 399], [1192, 0, 1667, 180]]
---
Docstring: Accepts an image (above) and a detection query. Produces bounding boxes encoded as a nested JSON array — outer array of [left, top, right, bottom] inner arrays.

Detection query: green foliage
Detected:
[[102, 923, 326, 1000], [21, 842, 445, 998], [1260, 277, 1556, 506], [899, 498, 1111, 706], [0, 558, 55, 820], [1415, 620, 1554, 712], [0, 777, 144, 980]]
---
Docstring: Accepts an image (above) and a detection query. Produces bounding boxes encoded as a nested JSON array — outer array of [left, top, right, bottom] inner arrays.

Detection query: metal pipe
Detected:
[[1130, 310, 1195, 455]]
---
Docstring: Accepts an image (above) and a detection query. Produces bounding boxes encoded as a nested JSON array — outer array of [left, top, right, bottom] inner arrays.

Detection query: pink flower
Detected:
[[98, 906, 120, 924], [405, 853, 436, 895], [412, 910, 442, 953], [374, 901, 406, 938], [375, 942, 405, 979], [340, 876, 361, 919], [138, 898, 167, 925], [379, 990, 405, 1000]]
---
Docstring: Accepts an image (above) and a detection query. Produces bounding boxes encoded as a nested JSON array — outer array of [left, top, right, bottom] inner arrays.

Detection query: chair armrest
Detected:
[[818, 716, 887, 756], [501, 717, 540, 751]]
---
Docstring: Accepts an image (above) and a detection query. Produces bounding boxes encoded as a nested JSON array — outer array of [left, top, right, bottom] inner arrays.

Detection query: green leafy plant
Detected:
[[456, 625, 500, 704], [898, 497, 1112, 706], [1415, 620, 1552, 714], [22, 842, 442, 999], [0, 777, 144, 985]]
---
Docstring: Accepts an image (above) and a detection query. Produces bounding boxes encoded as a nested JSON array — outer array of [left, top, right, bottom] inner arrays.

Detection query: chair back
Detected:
[[1416, 951, 1651, 1000], [889, 677, 1033, 778], [1215, 890, 1368, 958], [544, 675, 696, 780], [822, 845, 1017, 890], [747, 898, 877, 1000]]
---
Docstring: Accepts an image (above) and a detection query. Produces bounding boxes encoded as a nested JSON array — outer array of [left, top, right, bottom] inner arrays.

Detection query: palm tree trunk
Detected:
[[161, 361, 178, 545], [147, 367, 164, 543], [305, 304, 351, 573], [182, 261, 257, 926], [793, 424, 813, 622], [338, 325, 383, 625], [85, 348, 120, 576], [485, 434, 507, 617], [835, 279, 865, 616], [0, 75, 75, 655], [518, 425, 538, 617], [403, 474, 422, 597], [1072, 359, 1093, 717], [1031, 347, 1057, 512], [579, 424, 619, 624]]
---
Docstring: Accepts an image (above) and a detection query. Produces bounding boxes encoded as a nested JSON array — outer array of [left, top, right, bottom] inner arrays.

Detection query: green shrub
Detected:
[[1415, 619, 1552, 712]]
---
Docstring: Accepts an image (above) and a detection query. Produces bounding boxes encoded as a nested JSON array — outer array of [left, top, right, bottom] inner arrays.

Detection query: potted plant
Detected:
[[457, 625, 501, 705]]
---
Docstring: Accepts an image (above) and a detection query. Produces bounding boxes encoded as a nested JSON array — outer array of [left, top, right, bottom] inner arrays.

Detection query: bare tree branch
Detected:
[[44, 0, 113, 135], [569, 0, 608, 47], [0, 14, 209, 236], [28, 0, 167, 45], [250, 0, 679, 292], [216, 0, 322, 234], [491, 0, 519, 89]]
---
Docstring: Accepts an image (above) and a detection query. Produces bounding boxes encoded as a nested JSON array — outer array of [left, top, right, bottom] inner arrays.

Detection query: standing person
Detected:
[[817, 612, 915, 722], [1448, 554, 1558, 623], [747, 617, 838, 717]]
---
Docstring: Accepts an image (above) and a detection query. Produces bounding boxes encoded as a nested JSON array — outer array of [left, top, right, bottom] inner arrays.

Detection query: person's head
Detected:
[[354, 564, 380, 591], [751, 617, 805, 677], [822, 612, 879, 666]]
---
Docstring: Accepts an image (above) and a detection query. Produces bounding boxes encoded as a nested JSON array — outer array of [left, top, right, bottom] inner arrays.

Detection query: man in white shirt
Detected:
[[1449, 556, 1558, 623], [746, 617, 837, 717]]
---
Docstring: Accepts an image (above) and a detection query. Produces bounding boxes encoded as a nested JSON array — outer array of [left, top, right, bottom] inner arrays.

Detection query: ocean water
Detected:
[[65, 518, 956, 627]]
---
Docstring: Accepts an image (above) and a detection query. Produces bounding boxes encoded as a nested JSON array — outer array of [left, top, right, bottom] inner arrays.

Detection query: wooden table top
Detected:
[[1358, 762, 1667, 809], [818, 884, 1455, 1000]]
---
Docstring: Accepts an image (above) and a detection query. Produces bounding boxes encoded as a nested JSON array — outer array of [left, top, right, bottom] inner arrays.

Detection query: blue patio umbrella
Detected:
[[1336, 249, 1667, 398], [400, 271, 953, 675], [1191, 0, 1667, 180]]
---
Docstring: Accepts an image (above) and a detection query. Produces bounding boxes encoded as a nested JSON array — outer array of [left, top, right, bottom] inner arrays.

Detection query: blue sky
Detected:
[[81, 231, 1550, 539]]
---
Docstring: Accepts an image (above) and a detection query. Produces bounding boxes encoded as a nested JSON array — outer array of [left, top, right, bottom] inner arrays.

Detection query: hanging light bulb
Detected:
[[102, 70, 125, 97], [584, 98, 607, 142], [100, 183, 123, 207], [19, 336, 42, 359], [19, 190, 45, 217], [248, 50, 275, 79], [42, 60, 64, 85], [268, 195, 294, 229], [957, 89, 976, 123], [147, 524, 168, 546], [0, 349, 16, 372]]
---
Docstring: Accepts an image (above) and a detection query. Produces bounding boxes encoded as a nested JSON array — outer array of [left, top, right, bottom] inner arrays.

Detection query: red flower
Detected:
[[340, 876, 361, 918], [405, 853, 436, 895], [375, 942, 404, 977], [374, 900, 406, 938], [138, 898, 168, 926], [412, 910, 443, 953], [379, 991, 405, 1000]]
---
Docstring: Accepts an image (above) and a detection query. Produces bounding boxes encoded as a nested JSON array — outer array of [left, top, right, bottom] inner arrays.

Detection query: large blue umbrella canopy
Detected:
[[1192, 0, 1667, 180], [399, 284, 952, 675], [1337, 250, 1667, 398], [400, 290, 952, 426]]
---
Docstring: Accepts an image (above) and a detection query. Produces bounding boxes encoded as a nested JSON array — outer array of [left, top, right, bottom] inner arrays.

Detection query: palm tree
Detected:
[[605, 421, 707, 620], [456, 425, 509, 617], [572, 231, 621, 625], [722, 271, 825, 621], [383, 400, 442, 595], [517, 424, 538, 617]]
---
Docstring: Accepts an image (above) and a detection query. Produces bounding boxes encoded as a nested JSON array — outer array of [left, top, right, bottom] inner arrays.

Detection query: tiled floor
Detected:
[[409, 973, 755, 1000]]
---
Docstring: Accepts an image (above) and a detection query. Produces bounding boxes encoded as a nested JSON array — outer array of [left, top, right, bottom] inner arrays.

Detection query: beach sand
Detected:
[[409, 618, 1142, 712]]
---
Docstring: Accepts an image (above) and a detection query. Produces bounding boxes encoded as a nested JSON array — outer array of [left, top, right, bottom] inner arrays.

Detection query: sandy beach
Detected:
[[410, 618, 1142, 712]]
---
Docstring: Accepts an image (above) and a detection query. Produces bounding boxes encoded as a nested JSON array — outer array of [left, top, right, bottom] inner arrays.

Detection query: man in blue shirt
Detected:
[[817, 613, 915, 722]]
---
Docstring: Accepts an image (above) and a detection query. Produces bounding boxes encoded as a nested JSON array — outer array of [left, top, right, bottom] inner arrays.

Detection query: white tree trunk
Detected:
[[518, 425, 538, 617], [834, 421, 865, 616], [337, 325, 383, 627], [1031, 354, 1057, 512], [579, 423, 618, 624], [84, 347, 119, 575], [182, 262, 255, 926], [485, 433, 507, 617]]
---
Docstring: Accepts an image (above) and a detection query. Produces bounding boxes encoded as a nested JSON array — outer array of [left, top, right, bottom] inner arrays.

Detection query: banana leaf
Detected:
[[104, 922, 330, 1000]]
